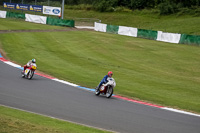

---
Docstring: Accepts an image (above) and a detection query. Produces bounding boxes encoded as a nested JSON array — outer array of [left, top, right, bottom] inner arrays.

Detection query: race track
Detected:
[[0, 60, 200, 133]]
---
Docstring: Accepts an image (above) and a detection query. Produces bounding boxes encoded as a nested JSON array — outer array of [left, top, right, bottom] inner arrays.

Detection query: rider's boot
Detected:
[[96, 86, 100, 92]]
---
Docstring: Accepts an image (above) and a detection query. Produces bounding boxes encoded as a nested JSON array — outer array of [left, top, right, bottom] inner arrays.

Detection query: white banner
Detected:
[[118, 26, 137, 37], [94, 22, 107, 32], [25, 14, 47, 24], [0, 10, 7, 18], [43, 6, 61, 16], [157, 31, 181, 44]]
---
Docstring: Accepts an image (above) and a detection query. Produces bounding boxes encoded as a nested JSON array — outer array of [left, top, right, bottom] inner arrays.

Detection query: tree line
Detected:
[[65, 0, 200, 14], [1, 0, 199, 14], [66, 0, 200, 9]]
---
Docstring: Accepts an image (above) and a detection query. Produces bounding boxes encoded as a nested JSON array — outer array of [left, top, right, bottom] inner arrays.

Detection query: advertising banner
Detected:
[[16, 4, 29, 11], [3, 2, 16, 9], [3, 3, 43, 12], [29, 5, 43, 12], [43, 6, 61, 16]]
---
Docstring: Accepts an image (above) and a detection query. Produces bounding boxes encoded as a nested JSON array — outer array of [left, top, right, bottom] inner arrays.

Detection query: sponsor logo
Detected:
[[44, 8, 51, 13], [52, 9, 60, 14]]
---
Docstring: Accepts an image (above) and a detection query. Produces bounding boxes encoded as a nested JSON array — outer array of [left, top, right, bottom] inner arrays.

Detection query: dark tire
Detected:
[[28, 71, 34, 80], [95, 87, 100, 96], [106, 86, 113, 98]]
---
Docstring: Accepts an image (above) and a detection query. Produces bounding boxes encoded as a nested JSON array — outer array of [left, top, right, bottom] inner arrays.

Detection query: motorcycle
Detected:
[[95, 77, 116, 98], [21, 64, 37, 80]]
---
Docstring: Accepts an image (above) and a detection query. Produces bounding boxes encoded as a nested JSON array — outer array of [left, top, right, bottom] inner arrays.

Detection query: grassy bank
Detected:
[[63, 9, 200, 35], [0, 19, 200, 113], [0, 106, 110, 133]]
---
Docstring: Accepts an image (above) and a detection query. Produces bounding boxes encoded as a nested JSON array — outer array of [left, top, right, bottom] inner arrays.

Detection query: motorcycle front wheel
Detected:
[[106, 86, 113, 98], [28, 70, 34, 80]]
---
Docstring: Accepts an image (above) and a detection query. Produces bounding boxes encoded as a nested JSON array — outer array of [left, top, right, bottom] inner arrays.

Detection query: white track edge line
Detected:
[[52, 78, 78, 87], [161, 107, 200, 117], [4, 61, 21, 68]]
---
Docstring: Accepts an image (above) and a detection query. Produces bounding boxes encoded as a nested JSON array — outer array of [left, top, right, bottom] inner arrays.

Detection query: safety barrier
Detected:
[[46, 17, 74, 27], [118, 26, 137, 37], [179, 34, 200, 46], [94, 22, 107, 32], [0, 10, 74, 28], [25, 14, 47, 24], [106, 24, 119, 34], [157, 31, 181, 44], [6, 11, 25, 19], [94, 22, 200, 46], [137, 29, 157, 40], [0, 10, 6, 18]]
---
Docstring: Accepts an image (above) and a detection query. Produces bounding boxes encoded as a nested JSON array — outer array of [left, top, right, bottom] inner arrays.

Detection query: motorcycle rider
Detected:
[[23, 59, 36, 73], [96, 71, 113, 91]]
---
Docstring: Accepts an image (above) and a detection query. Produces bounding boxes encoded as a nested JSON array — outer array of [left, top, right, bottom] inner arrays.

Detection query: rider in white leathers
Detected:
[[23, 59, 37, 72]]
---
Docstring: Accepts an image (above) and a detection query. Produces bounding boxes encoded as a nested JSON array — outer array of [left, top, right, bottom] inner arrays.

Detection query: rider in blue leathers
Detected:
[[96, 71, 113, 91]]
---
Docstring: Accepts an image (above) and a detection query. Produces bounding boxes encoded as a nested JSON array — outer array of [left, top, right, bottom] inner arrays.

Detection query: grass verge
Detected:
[[0, 106, 110, 133], [0, 19, 200, 114], [0, 18, 65, 31]]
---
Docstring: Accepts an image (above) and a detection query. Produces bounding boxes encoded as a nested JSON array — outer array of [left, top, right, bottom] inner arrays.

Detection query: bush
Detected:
[[158, 1, 177, 15], [94, 0, 116, 12], [65, 4, 94, 10], [114, 6, 132, 12], [176, 7, 200, 17]]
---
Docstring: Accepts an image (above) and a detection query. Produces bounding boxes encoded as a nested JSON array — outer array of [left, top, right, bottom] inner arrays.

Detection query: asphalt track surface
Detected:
[[0, 61, 200, 133]]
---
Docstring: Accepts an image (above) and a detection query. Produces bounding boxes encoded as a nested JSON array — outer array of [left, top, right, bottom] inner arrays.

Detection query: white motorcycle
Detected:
[[95, 77, 116, 98]]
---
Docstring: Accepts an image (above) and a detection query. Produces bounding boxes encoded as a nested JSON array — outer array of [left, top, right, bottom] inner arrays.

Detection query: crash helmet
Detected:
[[108, 71, 113, 77], [32, 59, 36, 63]]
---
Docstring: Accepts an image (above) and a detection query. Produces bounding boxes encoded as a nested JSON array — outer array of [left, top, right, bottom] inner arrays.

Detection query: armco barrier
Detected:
[[106, 24, 119, 34], [118, 26, 138, 37], [157, 31, 181, 44], [46, 17, 74, 27], [94, 22, 107, 32], [0, 10, 7, 18], [6, 11, 25, 19], [179, 34, 200, 46], [137, 29, 158, 40], [25, 14, 47, 24]]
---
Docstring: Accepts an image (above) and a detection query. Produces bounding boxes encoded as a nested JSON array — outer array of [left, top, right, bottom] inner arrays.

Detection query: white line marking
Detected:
[[4, 61, 21, 68], [161, 107, 200, 117], [52, 78, 78, 87]]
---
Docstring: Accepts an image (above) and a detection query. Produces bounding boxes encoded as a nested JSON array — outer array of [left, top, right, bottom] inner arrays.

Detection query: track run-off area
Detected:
[[0, 53, 200, 133]]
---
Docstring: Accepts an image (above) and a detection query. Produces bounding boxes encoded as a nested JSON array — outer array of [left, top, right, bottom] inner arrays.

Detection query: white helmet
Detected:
[[32, 59, 36, 63]]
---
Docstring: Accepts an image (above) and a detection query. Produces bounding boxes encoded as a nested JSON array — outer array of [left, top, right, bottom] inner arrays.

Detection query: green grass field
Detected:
[[0, 19, 200, 114], [0, 106, 110, 133]]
